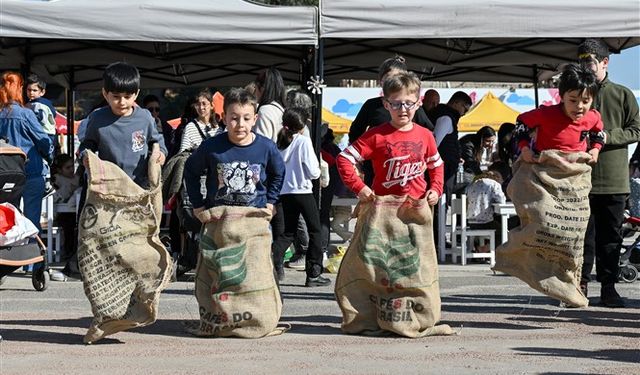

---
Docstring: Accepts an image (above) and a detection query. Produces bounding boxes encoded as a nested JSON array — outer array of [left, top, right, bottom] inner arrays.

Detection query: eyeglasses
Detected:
[[146, 106, 160, 113], [384, 99, 419, 110]]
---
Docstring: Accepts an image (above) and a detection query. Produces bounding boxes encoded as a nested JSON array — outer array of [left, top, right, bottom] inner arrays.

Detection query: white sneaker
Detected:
[[285, 255, 305, 270]]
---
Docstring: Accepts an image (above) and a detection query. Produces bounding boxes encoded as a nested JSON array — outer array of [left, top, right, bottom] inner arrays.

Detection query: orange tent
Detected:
[[458, 91, 520, 133]]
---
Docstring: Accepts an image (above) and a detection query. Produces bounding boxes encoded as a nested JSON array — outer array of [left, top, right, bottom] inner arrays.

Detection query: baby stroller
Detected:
[[619, 213, 640, 283], [0, 140, 48, 291]]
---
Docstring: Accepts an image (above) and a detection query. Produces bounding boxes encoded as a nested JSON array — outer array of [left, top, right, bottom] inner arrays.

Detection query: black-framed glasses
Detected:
[[146, 106, 160, 113], [385, 99, 419, 110]]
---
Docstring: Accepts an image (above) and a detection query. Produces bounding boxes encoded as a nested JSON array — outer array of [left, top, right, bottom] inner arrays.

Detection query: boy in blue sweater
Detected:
[[184, 88, 285, 215], [79, 62, 167, 188]]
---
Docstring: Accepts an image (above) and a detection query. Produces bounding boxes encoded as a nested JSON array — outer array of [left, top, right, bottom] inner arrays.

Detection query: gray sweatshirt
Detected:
[[80, 106, 167, 187]]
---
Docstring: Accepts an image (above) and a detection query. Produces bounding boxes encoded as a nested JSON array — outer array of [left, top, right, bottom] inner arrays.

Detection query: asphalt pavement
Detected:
[[0, 262, 638, 375]]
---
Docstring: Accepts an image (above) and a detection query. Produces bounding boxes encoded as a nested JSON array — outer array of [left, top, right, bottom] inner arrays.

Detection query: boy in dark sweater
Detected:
[[184, 88, 285, 215]]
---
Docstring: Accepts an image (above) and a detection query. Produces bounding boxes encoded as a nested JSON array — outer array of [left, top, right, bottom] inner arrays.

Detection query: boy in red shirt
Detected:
[[337, 71, 444, 205], [515, 63, 605, 162]]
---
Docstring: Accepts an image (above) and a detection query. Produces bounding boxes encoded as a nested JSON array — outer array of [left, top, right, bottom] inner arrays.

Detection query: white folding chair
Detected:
[[437, 193, 454, 263], [450, 194, 496, 266]]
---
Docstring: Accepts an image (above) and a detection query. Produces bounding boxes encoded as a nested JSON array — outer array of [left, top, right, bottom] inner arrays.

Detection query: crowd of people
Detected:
[[0, 38, 638, 314]]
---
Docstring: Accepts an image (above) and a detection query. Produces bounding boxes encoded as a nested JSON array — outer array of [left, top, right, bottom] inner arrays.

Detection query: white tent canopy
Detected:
[[0, 0, 318, 88], [320, 0, 640, 83]]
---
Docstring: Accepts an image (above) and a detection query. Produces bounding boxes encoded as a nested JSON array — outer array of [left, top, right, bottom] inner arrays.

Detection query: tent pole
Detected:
[[533, 65, 539, 108], [66, 68, 75, 158]]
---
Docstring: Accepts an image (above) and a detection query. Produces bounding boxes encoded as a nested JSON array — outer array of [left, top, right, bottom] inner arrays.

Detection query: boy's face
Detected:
[[224, 103, 257, 145], [383, 89, 421, 128], [26, 83, 44, 101], [561, 89, 593, 121], [103, 89, 139, 117]]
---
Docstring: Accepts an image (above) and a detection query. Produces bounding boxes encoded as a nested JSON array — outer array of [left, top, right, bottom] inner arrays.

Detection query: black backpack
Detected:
[[0, 139, 27, 205]]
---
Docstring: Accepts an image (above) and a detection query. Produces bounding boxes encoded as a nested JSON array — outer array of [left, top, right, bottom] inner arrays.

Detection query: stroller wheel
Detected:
[[32, 267, 48, 291], [618, 265, 638, 283]]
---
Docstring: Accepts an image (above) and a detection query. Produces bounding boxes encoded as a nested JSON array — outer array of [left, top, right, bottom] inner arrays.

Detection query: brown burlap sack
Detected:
[[493, 150, 592, 307], [335, 195, 454, 337], [187, 206, 285, 338], [78, 150, 173, 344]]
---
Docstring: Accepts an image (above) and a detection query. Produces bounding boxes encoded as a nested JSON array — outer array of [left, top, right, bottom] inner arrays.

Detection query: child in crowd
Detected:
[[183, 87, 285, 227], [52, 154, 80, 204], [25, 73, 57, 151], [337, 71, 443, 205], [515, 63, 604, 164], [79, 62, 167, 188], [51, 154, 80, 263], [466, 168, 506, 246], [271, 107, 330, 287]]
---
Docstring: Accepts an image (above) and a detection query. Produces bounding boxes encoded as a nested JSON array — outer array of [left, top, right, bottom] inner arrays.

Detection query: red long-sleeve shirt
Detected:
[[516, 104, 605, 152], [336, 122, 444, 199]]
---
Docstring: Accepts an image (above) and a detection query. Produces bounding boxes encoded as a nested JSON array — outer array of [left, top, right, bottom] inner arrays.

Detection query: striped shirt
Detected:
[[179, 120, 222, 153]]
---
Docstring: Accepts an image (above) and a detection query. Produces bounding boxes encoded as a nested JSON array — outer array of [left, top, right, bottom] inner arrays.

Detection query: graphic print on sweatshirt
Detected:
[[216, 161, 261, 204], [382, 140, 425, 188], [131, 130, 146, 152]]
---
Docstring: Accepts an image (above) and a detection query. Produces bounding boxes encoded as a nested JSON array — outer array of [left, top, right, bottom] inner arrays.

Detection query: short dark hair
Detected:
[[577, 39, 610, 62], [558, 63, 599, 99], [448, 91, 472, 106], [26, 73, 46, 90], [223, 88, 257, 113], [103, 62, 140, 93], [378, 55, 407, 82], [142, 94, 160, 107]]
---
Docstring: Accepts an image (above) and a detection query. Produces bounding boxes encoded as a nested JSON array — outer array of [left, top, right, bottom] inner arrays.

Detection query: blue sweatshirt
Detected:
[[0, 103, 53, 177], [79, 106, 167, 187], [184, 133, 285, 209]]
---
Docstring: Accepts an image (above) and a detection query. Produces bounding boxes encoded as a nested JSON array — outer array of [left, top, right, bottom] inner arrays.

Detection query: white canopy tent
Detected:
[[319, 0, 640, 84], [0, 0, 319, 88]]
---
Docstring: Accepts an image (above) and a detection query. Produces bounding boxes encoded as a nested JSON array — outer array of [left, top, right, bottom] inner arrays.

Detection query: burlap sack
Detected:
[[493, 150, 592, 307], [187, 206, 285, 338], [335, 195, 454, 337], [78, 150, 172, 344]]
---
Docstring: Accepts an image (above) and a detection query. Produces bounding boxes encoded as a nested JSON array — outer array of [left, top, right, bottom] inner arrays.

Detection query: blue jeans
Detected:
[[22, 175, 45, 271]]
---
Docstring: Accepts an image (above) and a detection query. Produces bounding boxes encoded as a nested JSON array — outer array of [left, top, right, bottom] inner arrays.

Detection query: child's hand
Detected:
[[266, 203, 275, 217], [151, 145, 165, 165], [426, 190, 439, 206], [520, 147, 537, 163], [588, 148, 600, 165], [357, 186, 375, 202], [82, 153, 89, 170], [193, 207, 204, 221]]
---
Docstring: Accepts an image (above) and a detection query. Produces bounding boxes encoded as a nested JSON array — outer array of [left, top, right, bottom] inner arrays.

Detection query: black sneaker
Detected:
[[305, 274, 331, 287], [600, 284, 625, 308]]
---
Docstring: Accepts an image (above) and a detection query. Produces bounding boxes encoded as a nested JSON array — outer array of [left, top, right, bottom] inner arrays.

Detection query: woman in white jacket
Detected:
[[254, 67, 286, 143], [271, 107, 331, 288]]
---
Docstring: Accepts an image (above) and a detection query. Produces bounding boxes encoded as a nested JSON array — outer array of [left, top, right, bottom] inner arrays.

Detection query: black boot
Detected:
[[600, 283, 625, 308]]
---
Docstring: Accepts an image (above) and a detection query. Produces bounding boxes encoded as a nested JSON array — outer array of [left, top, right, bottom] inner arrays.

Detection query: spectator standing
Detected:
[[578, 39, 640, 307]]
